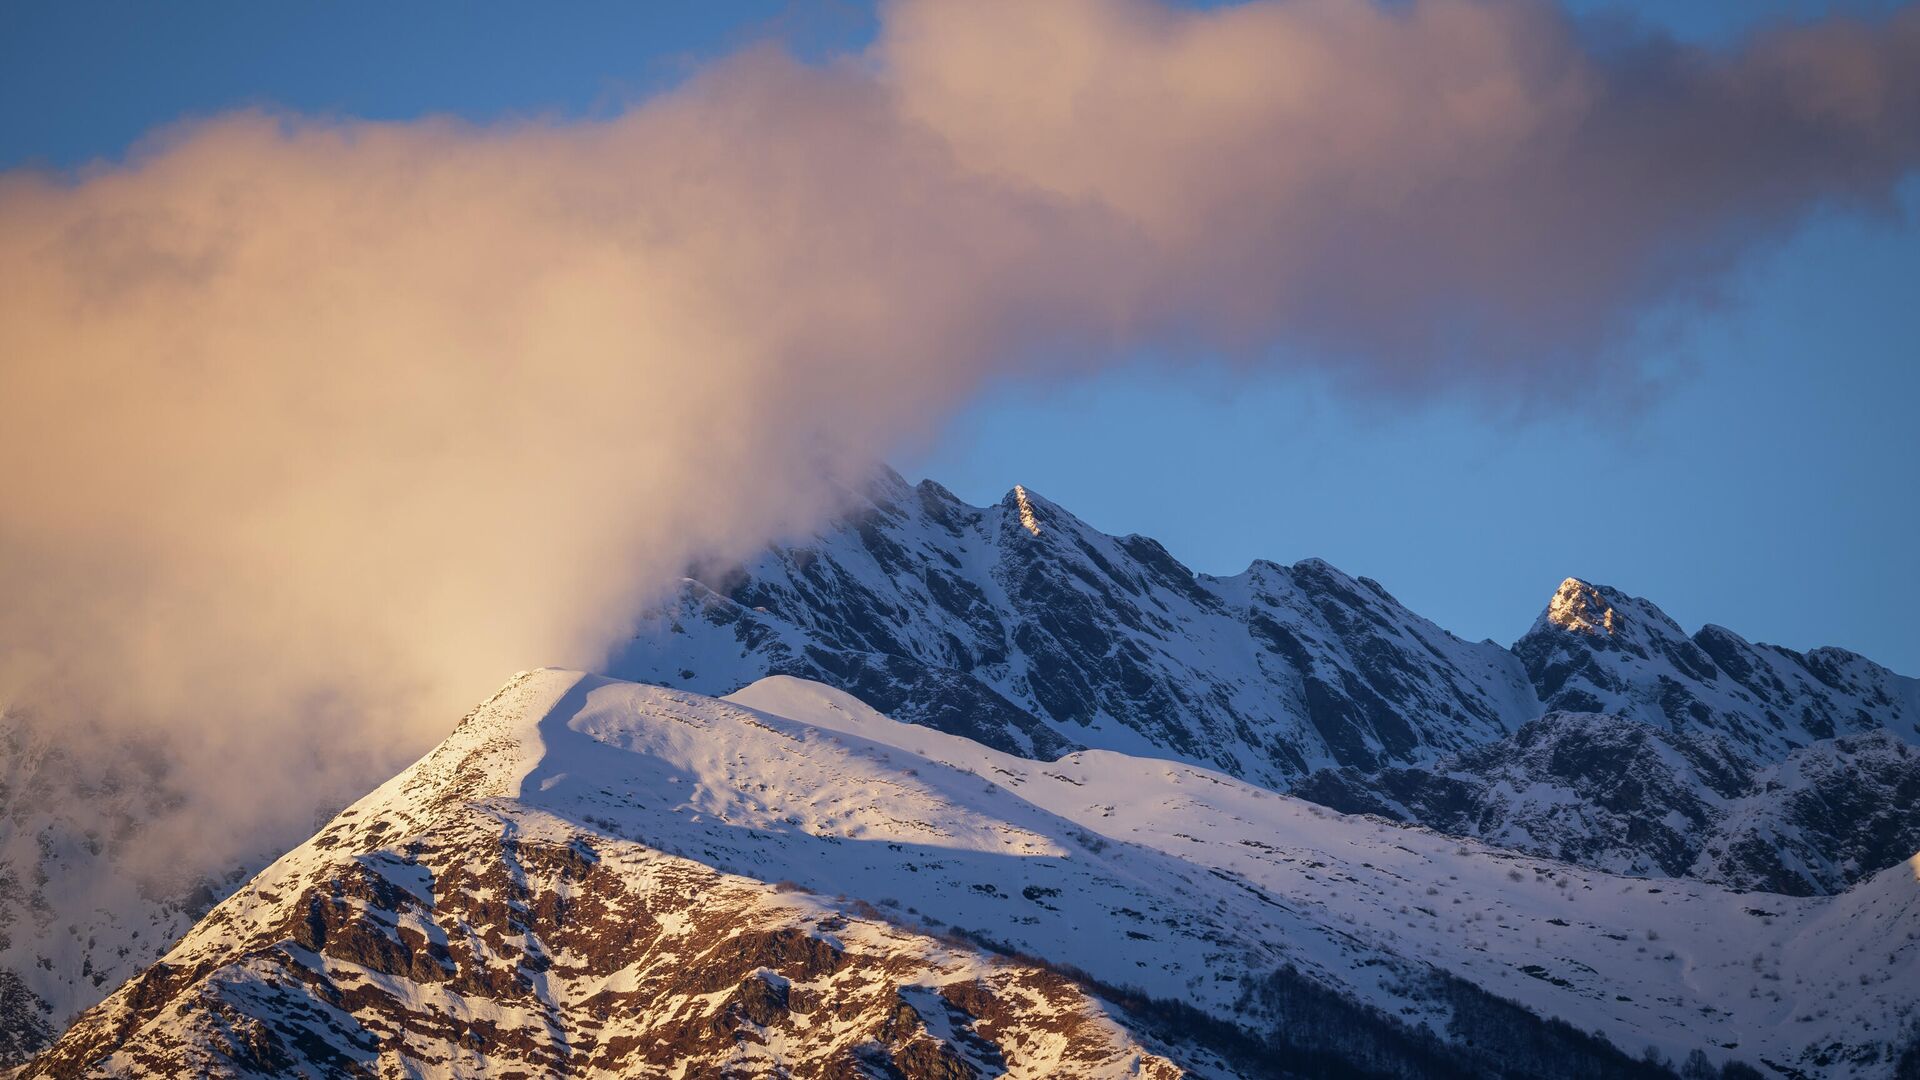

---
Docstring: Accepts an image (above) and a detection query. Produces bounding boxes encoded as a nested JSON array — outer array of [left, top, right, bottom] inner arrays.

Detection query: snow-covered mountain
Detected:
[[9, 473, 1920, 1070], [23, 671, 1918, 1077], [1293, 714, 1920, 895], [1513, 578, 1920, 765], [0, 717, 264, 1064], [608, 472, 1920, 893], [614, 474, 1918, 785], [608, 472, 1545, 787]]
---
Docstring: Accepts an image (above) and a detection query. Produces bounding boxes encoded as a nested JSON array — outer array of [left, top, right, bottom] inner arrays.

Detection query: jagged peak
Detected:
[[1288, 557, 1360, 586], [1010, 483, 1042, 536], [863, 463, 914, 502], [1541, 577, 1617, 637], [1693, 622, 1750, 646], [913, 477, 962, 505], [1526, 577, 1701, 648], [1241, 557, 1287, 579]]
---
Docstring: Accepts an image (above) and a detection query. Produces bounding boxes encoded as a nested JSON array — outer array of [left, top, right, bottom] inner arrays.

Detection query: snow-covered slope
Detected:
[[0, 717, 262, 1063], [613, 478, 1919, 787], [11, 474, 1920, 1067], [21, 673, 1196, 1079], [1292, 712, 1754, 880], [608, 471, 1541, 788], [1294, 715, 1920, 895], [1696, 731, 1920, 895], [27, 672, 1920, 1077], [1514, 579, 1920, 765], [608, 475, 1920, 896]]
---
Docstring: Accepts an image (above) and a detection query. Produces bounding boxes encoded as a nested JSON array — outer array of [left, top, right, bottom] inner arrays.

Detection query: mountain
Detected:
[[609, 471, 1920, 892], [9, 472, 1920, 1067], [1696, 730, 1920, 895], [608, 472, 1543, 788], [24, 670, 1917, 1077], [1292, 712, 1752, 880], [1293, 714, 1920, 895], [1514, 578, 1920, 764], [0, 717, 262, 1064], [614, 474, 1919, 785]]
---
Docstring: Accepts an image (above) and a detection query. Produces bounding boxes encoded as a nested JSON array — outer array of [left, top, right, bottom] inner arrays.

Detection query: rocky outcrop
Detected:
[[22, 675, 1188, 1078], [1695, 730, 1920, 895], [1295, 715, 1920, 895], [1514, 578, 1919, 765]]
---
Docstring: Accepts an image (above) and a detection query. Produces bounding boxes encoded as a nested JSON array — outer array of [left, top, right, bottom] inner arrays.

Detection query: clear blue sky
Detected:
[[4, 1, 1914, 670]]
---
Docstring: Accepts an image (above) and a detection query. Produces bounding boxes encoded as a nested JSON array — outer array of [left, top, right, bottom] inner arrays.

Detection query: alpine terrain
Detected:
[[610, 473, 1920, 895], [22, 671, 1920, 1077], [6, 474, 1919, 1076]]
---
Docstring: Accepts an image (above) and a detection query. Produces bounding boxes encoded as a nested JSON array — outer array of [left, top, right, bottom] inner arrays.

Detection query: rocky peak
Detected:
[[619, 475, 1920, 788], [1010, 483, 1042, 536], [1541, 577, 1617, 636], [612, 475, 1541, 786], [1514, 576, 1919, 765]]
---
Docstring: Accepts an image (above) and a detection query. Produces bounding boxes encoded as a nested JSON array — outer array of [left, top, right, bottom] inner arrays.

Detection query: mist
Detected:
[[3, 0, 1918, 884]]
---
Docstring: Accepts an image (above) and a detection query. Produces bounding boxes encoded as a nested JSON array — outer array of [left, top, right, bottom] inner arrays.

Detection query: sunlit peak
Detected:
[[1547, 577, 1615, 636], [1013, 484, 1042, 537]]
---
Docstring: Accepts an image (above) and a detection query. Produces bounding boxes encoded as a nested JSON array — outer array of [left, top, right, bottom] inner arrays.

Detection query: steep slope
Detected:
[[14, 476, 1920, 1063], [609, 475, 1920, 896], [29, 672, 1919, 1077], [1695, 731, 1920, 895], [23, 672, 1194, 1079], [1294, 715, 1920, 895], [1291, 712, 1755, 880], [613, 479, 1919, 788], [1514, 578, 1920, 765], [0, 716, 262, 1066], [609, 470, 1540, 788]]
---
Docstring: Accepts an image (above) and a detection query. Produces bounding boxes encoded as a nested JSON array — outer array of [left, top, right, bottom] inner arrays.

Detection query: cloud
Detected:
[[0, 0, 1916, 886], [883, 0, 1920, 387]]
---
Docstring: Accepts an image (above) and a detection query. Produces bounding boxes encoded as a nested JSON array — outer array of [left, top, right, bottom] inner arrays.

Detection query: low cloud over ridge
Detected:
[[2, 0, 1918, 875]]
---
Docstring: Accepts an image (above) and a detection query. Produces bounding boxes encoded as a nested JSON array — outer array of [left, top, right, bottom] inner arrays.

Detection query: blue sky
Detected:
[[4, 1, 1915, 669]]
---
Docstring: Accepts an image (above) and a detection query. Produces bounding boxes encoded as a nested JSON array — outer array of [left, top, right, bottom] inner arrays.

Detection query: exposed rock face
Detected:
[[24, 671, 1917, 1077], [610, 475, 1919, 895], [1695, 730, 1920, 895], [30, 837, 1178, 1078], [1293, 713, 1753, 880], [617, 479, 1918, 789], [1514, 579, 1920, 765], [22, 675, 1189, 1079], [610, 471, 1541, 788], [11, 474, 1920, 1064], [1294, 715, 1920, 895]]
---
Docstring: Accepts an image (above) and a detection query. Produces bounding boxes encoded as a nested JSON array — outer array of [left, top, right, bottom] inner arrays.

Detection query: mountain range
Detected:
[[22, 671, 1919, 1077], [6, 473, 1919, 1076], [609, 473, 1920, 896]]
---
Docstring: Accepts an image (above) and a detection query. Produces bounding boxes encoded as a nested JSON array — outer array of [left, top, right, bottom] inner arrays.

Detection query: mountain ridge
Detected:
[[615, 471, 1919, 784], [25, 670, 1917, 1076], [7, 471, 1918, 1068]]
